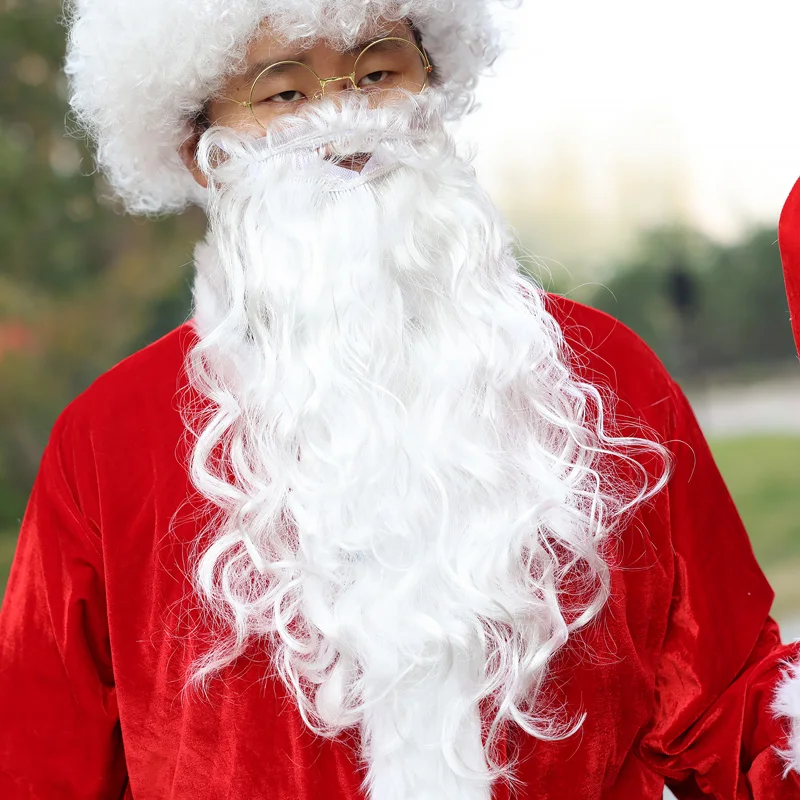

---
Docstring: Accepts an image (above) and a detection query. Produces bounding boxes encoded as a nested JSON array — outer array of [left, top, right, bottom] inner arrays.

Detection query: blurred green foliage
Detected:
[[709, 435, 800, 567], [1, 1, 204, 528], [578, 224, 796, 378]]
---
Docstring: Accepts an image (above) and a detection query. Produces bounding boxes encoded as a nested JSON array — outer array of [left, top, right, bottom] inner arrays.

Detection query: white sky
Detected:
[[455, 0, 800, 269]]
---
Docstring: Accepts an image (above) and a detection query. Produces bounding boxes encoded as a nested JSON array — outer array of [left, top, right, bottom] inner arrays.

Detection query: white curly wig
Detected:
[[62, 0, 512, 216]]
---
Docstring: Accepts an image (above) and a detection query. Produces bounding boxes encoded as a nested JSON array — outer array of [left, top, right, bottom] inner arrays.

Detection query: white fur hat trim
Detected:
[[63, 0, 509, 215]]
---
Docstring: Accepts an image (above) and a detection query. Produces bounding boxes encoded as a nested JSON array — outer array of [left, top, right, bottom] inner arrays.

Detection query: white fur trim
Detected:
[[772, 657, 800, 776], [62, 0, 510, 215]]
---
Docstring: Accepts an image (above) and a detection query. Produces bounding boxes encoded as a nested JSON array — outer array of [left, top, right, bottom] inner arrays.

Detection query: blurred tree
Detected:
[[589, 223, 795, 379], [0, 0, 204, 527], [699, 227, 796, 370]]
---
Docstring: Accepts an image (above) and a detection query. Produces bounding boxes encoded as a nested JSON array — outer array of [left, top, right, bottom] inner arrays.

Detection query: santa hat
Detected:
[[779, 176, 800, 356], [62, 0, 507, 216]]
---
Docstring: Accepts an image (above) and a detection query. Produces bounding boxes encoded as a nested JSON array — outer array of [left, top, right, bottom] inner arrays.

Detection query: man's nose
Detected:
[[320, 77, 356, 97]]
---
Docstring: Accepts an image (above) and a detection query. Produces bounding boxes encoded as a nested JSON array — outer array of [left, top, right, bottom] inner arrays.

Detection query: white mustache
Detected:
[[195, 90, 447, 181], [318, 143, 370, 160]]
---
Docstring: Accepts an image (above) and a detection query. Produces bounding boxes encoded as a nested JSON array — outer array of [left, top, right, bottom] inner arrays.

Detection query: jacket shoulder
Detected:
[[53, 321, 198, 439], [544, 293, 676, 430]]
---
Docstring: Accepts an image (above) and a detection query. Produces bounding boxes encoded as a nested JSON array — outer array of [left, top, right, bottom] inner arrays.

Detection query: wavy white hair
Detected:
[[178, 92, 672, 798], [62, 0, 513, 215]]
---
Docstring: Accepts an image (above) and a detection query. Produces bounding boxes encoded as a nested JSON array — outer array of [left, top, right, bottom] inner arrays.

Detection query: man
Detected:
[[1, 1, 798, 798]]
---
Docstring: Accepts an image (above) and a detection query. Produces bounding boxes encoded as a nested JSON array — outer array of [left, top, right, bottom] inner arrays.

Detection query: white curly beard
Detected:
[[182, 92, 657, 800]]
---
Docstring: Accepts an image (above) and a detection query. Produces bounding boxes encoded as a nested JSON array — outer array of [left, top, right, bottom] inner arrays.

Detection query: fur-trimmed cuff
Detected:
[[773, 657, 800, 776]]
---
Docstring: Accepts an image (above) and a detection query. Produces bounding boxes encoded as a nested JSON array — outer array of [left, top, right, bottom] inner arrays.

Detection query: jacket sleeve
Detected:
[[637, 380, 800, 798], [0, 409, 128, 798]]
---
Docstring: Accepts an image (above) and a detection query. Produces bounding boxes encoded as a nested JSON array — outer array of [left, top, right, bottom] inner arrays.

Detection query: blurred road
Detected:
[[781, 615, 800, 643], [688, 372, 800, 436]]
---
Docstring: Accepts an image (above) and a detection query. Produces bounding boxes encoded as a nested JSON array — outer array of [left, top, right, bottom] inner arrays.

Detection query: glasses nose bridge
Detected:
[[318, 72, 358, 97]]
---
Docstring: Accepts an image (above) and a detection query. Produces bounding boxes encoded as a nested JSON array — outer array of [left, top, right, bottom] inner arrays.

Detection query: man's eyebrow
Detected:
[[233, 32, 411, 88], [235, 55, 308, 88]]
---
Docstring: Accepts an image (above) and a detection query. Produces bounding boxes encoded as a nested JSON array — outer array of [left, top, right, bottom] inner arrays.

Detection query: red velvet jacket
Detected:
[[780, 176, 800, 354], [1, 295, 799, 799]]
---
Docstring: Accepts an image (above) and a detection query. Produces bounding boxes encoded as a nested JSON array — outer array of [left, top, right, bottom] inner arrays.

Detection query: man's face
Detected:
[[180, 17, 422, 183]]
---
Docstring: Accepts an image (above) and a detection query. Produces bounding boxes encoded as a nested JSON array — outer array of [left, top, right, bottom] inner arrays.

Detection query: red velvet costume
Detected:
[[781, 177, 800, 354], [1, 291, 799, 799]]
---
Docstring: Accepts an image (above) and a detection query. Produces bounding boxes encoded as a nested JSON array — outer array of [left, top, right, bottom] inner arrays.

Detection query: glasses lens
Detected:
[[353, 39, 428, 97], [250, 61, 321, 124]]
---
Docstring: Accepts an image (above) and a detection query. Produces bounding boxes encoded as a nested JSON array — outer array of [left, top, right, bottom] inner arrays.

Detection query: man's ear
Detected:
[[179, 128, 209, 189]]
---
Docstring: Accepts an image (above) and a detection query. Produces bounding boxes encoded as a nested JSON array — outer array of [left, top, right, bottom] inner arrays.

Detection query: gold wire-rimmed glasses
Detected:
[[216, 36, 433, 131]]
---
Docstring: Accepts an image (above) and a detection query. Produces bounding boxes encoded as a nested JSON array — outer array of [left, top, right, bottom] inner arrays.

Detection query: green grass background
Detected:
[[1, 434, 799, 615], [708, 435, 800, 619]]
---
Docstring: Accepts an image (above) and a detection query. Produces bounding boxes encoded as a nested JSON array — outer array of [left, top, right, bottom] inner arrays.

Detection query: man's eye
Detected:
[[358, 71, 390, 88], [265, 90, 307, 104]]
